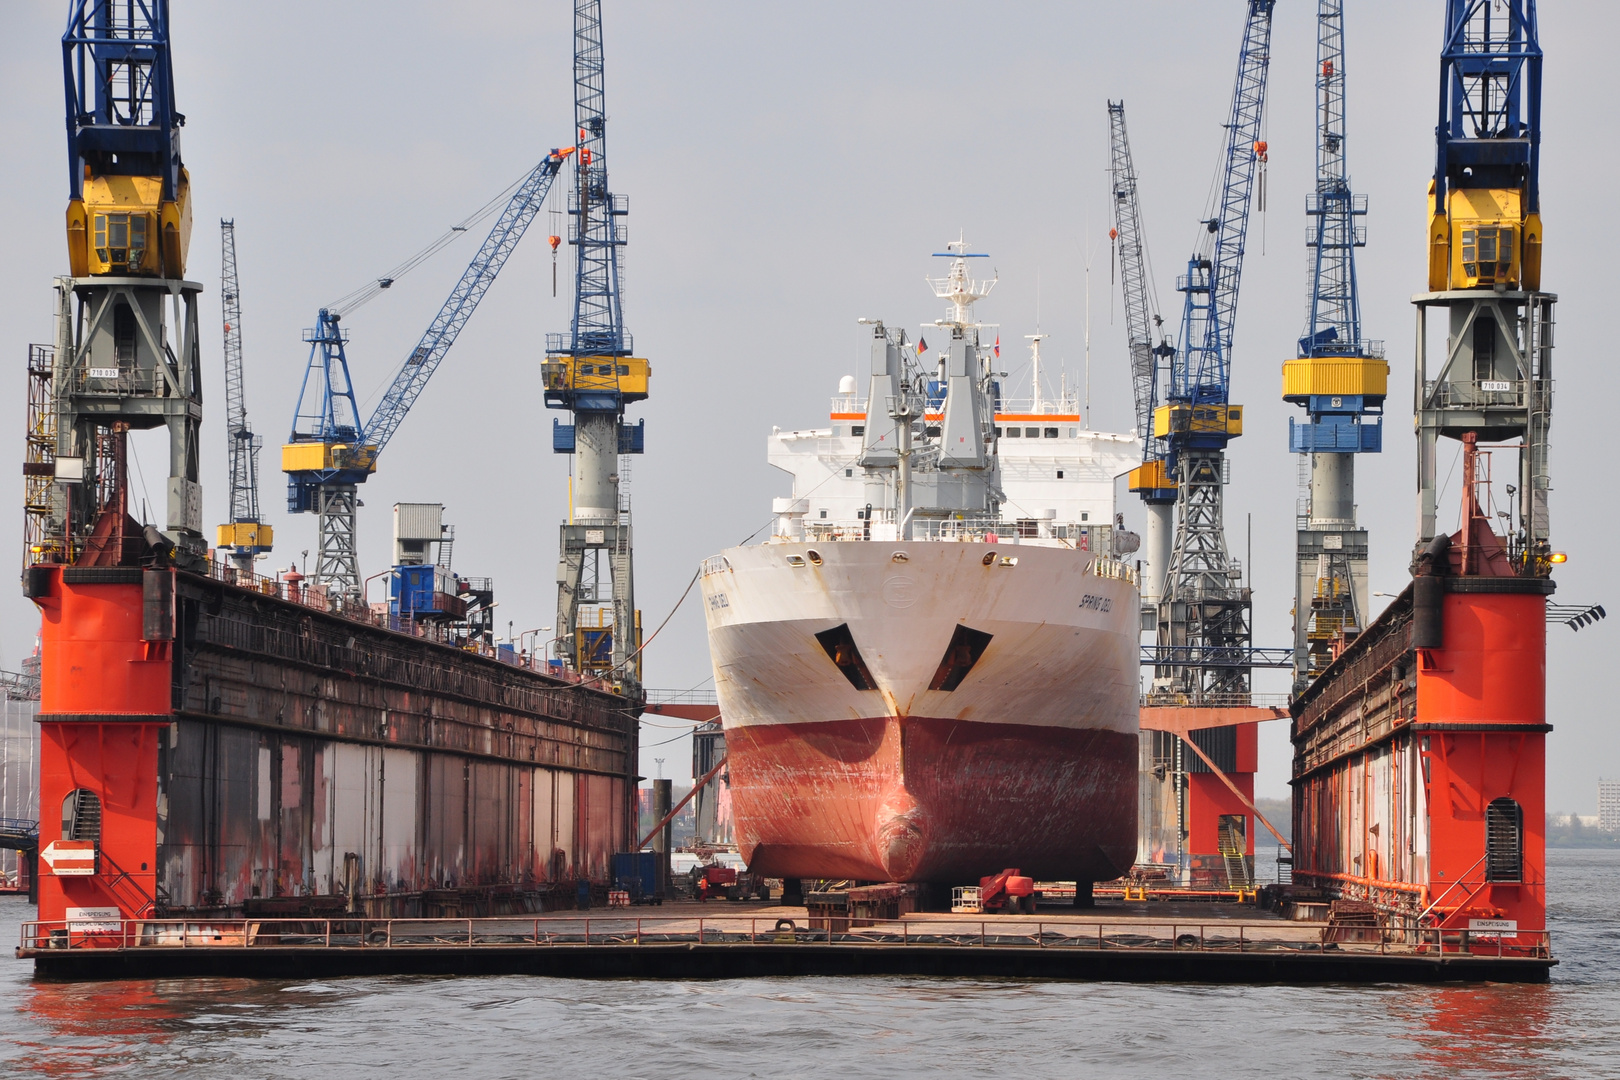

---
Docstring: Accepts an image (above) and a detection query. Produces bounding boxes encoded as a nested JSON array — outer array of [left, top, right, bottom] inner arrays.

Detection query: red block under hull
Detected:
[[727, 715, 1138, 883]]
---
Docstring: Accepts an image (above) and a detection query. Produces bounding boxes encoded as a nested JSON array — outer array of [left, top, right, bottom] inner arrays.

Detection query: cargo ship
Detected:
[[700, 243, 1143, 884]]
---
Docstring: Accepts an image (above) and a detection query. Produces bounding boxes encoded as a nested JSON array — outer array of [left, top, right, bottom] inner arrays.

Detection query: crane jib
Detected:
[[1174, 0, 1273, 408], [362, 154, 566, 456]]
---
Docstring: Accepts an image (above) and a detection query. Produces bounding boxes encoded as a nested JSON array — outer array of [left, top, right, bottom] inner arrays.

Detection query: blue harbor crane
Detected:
[[1283, 0, 1386, 691], [1414, 0, 1550, 569], [215, 219, 272, 575], [283, 145, 575, 598], [54, 0, 208, 569], [1149, 0, 1275, 703], [543, 0, 650, 688]]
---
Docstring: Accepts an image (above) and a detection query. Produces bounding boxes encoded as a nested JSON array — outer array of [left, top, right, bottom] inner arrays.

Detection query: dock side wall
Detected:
[[31, 567, 638, 922], [1291, 586, 1547, 933]]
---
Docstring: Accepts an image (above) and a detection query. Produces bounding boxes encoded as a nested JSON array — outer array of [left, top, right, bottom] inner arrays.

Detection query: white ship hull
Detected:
[[701, 539, 1140, 882]]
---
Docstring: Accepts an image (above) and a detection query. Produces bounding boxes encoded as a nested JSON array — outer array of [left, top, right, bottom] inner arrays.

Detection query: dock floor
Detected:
[[19, 898, 1553, 983]]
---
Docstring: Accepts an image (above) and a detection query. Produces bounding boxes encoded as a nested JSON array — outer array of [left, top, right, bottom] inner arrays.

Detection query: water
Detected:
[[0, 849, 1615, 1080]]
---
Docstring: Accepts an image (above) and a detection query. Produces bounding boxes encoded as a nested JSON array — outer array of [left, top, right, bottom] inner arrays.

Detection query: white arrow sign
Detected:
[[39, 840, 96, 876]]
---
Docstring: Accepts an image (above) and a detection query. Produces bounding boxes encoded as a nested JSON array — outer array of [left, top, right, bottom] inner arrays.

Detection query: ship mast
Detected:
[[926, 235, 997, 327], [1026, 332, 1048, 412]]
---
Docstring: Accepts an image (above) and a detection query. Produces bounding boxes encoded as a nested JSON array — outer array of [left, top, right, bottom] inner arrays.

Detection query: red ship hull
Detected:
[[727, 715, 1138, 883]]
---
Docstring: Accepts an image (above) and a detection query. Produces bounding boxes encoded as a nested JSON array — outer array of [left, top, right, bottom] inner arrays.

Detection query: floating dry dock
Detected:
[[20, 903, 1553, 983]]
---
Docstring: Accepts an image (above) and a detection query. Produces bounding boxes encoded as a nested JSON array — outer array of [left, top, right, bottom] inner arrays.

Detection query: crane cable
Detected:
[[323, 164, 536, 319], [591, 445, 869, 692]]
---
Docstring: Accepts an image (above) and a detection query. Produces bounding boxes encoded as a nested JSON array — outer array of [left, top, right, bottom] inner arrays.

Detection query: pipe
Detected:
[[1178, 733, 1293, 854], [636, 754, 727, 851]]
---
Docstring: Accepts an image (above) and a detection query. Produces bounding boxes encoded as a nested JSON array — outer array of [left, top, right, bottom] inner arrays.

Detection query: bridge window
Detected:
[[61, 789, 102, 843], [1485, 797, 1523, 883]]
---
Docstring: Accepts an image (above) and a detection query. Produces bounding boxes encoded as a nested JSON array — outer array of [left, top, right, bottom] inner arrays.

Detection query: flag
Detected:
[[916, 336, 928, 357], [994, 335, 1001, 359]]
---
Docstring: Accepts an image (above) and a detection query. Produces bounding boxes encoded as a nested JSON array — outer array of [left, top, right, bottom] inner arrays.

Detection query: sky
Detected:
[[0, 1, 1614, 810]]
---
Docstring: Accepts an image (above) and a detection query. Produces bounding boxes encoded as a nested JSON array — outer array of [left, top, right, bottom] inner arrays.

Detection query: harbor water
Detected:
[[0, 848, 1614, 1079]]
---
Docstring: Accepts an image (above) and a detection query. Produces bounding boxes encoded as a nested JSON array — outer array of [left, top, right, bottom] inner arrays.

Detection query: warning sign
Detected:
[[65, 906, 121, 933], [1468, 918, 1518, 937], [39, 840, 97, 876]]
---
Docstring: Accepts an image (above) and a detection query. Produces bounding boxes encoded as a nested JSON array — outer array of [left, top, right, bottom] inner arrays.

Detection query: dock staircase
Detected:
[[1218, 819, 1251, 888], [98, 848, 158, 919], [66, 789, 101, 842]]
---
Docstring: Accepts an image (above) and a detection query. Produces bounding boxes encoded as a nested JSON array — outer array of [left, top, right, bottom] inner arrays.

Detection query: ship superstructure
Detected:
[[701, 243, 1142, 887]]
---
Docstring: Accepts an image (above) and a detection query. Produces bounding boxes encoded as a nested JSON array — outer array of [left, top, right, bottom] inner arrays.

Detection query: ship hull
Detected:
[[727, 715, 1136, 881], [702, 540, 1139, 884]]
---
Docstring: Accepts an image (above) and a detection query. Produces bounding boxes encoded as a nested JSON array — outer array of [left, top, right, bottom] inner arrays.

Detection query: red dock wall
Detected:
[[1292, 582, 1548, 937]]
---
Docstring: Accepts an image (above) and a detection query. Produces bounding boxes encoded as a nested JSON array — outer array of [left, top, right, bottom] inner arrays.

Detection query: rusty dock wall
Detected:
[[36, 566, 640, 922]]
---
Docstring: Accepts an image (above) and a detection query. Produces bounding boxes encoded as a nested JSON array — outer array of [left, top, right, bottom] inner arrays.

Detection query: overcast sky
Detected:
[[1, 2, 1613, 809]]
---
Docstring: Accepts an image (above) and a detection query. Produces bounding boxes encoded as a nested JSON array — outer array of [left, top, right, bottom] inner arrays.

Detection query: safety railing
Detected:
[[801, 518, 1116, 552], [1139, 692, 1289, 709], [18, 916, 1552, 960], [196, 559, 558, 671], [1424, 379, 1552, 411]]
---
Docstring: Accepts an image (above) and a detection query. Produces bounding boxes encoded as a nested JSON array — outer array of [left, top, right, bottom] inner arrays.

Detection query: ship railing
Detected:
[[644, 688, 719, 706], [1088, 557, 1137, 585], [1139, 692, 1289, 709], [828, 397, 1098, 419], [801, 518, 1116, 550], [17, 915, 1552, 961]]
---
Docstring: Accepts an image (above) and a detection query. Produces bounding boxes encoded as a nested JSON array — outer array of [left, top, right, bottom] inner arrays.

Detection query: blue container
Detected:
[[389, 564, 437, 617], [612, 851, 660, 901]]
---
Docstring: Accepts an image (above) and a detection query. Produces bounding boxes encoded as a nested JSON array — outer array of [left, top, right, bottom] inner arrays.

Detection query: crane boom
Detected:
[[1151, 0, 1274, 706], [283, 147, 573, 598], [1107, 101, 1164, 458], [1173, 0, 1273, 408], [365, 150, 572, 455], [216, 218, 270, 573]]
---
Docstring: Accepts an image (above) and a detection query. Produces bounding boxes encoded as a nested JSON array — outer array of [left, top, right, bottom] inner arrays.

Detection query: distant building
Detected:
[[0, 696, 40, 889], [1600, 779, 1620, 833]]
